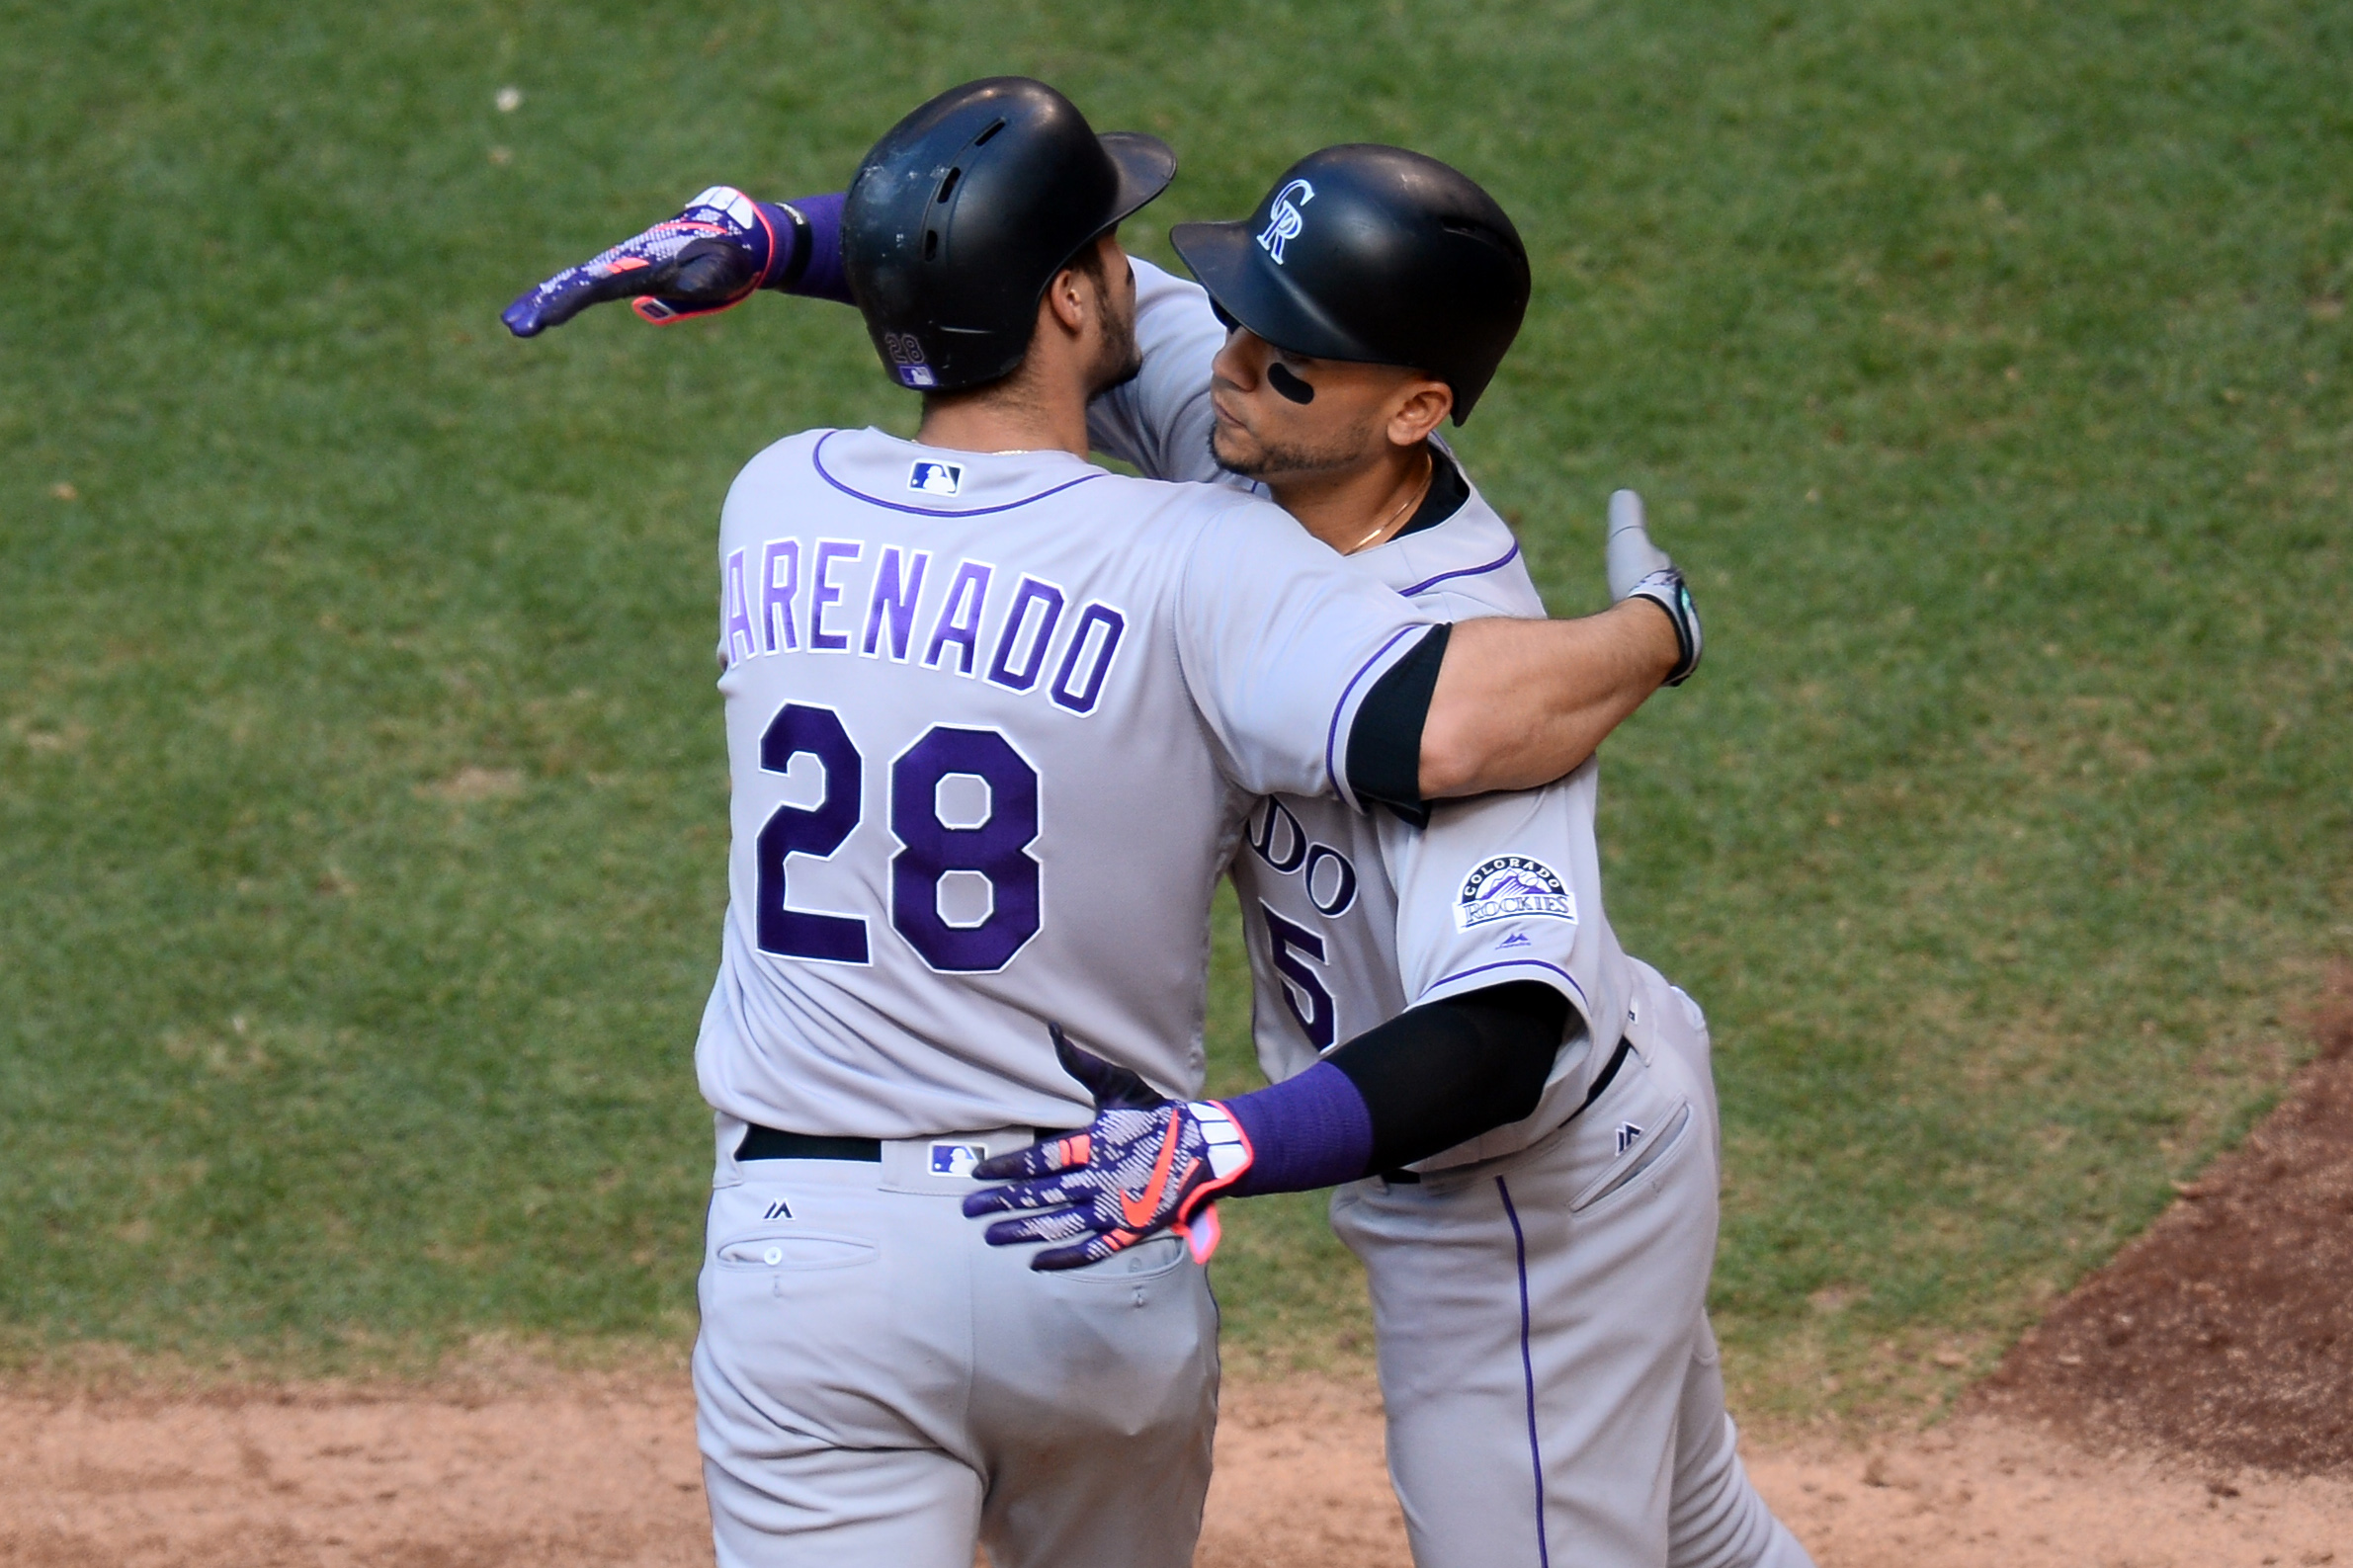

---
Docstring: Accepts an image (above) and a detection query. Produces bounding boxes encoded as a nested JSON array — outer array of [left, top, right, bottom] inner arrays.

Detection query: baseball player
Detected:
[[506, 81, 1689, 1568], [953, 151, 1812, 1567]]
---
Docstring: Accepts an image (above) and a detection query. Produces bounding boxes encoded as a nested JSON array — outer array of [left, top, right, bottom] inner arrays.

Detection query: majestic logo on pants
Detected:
[[1455, 856, 1575, 930], [1256, 180, 1315, 265]]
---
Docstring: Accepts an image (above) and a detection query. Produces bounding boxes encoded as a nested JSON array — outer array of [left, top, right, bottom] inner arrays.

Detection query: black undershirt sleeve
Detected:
[[1344, 621, 1450, 817], [1324, 980, 1570, 1173]]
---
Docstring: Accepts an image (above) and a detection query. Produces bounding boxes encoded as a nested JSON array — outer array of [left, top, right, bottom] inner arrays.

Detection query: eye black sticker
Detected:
[[1268, 363, 1315, 404]]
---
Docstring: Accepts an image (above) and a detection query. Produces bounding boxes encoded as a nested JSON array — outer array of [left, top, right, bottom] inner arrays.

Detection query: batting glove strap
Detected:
[[501, 187, 781, 339], [962, 1101, 1255, 1272], [1627, 567, 1703, 687]]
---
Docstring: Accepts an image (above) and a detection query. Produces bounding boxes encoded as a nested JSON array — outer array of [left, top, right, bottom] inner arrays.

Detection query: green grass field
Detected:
[[4, 0, 2348, 1419]]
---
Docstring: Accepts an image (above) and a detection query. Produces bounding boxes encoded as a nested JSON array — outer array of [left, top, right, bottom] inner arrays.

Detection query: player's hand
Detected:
[[961, 1026, 1254, 1272], [501, 186, 779, 338], [1606, 489, 1704, 687]]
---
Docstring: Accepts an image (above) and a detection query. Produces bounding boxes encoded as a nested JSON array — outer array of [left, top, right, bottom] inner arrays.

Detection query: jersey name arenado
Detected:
[[694, 428, 1436, 1140], [1087, 259, 1637, 1170]]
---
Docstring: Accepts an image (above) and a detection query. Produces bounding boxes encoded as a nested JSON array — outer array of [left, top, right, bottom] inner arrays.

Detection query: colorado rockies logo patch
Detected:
[[1455, 856, 1576, 930], [1256, 179, 1314, 265]]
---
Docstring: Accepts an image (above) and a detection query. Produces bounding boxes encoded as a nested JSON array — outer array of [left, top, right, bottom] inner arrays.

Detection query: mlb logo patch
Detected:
[[909, 459, 964, 495], [929, 1142, 987, 1178], [882, 330, 935, 387]]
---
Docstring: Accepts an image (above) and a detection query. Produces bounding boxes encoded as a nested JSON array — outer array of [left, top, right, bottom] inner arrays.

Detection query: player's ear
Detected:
[[1387, 376, 1454, 449], [1045, 262, 1091, 335]]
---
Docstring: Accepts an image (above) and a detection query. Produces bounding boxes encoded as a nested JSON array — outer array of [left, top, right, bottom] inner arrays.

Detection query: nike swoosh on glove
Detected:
[[501, 186, 780, 337], [962, 1025, 1254, 1271], [1605, 488, 1703, 686]]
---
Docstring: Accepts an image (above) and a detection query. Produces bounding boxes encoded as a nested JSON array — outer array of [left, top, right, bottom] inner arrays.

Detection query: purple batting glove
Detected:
[[502, 186, 780, 338], [962, 1027, 1256, 1272]]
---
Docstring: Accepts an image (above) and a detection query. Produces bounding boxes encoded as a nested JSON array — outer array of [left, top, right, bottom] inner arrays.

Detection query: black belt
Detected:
[[1379, 1036, 1636, 1186], [737, 1127, 882, 1162], [735, 1125, 1067, 1162]]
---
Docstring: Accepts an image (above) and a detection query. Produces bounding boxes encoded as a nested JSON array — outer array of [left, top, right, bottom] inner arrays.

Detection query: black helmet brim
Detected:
[[1168, 218, 1390, 366], [1098, 132, 1178, 233]]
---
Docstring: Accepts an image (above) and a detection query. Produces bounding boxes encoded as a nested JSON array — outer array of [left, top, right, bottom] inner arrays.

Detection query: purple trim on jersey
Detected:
[[760, 193, 853, 304], [1324, 623, 1428, 799], [1396, 540, 1522, 600], [1428, 959, 1589, 1016], [809, 431, 1107, 517], [1222, 1061, 1375, 1197], [1496, 1176, 1553, 1568]]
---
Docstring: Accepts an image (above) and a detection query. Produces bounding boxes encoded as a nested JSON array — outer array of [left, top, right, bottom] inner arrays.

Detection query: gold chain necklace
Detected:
[[1347, 452, 1436, 554]]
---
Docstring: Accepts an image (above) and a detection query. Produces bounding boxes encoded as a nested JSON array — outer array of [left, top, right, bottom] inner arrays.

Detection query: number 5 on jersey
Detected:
[[754, 702, 1043, 972]]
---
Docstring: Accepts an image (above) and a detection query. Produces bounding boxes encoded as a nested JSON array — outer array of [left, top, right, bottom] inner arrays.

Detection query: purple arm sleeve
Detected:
[[757, 193, 853, 305], [1222, 1060, 1376, 1197]]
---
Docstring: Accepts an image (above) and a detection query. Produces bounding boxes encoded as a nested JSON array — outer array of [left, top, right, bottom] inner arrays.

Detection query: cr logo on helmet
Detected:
[[1256, 179, 1314, 265]]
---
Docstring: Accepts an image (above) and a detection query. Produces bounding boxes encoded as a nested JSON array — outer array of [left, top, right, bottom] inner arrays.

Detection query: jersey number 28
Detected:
[[754, 703, 1041, 972]]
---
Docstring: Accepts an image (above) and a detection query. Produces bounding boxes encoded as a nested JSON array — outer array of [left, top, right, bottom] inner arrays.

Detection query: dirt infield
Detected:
[[1976, 965, 2353, 1475], [6, 1367, 2352, 1568]]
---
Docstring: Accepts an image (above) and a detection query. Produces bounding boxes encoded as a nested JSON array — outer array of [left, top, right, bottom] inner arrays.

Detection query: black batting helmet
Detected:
[[1169, 145, 1531, 423], [843, 78, 1176, 393]]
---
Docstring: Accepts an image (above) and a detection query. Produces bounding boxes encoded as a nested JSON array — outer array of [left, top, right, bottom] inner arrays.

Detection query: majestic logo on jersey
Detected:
[[1616, 1121, 1643, 1155], [908, 459, 964, 495], [929, 1142, 988, 1177], [1256, 179, 1315, 265], [883, 330, 936, 387], [1455, 856, 1575, 930]]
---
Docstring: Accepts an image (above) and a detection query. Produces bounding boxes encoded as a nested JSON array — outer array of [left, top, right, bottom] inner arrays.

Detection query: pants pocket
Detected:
[[1569, 1101, 1695, 1213], [714, 1232, 879, 1272], [1051, 1233, 1189, 1282]]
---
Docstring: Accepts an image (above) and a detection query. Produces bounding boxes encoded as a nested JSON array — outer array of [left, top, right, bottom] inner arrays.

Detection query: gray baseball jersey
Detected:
[[1233, 499, 1637, 1172], [1090, 259, 1634, 1170], [692, 426, 1437, 1143], [1087, 256, 1810, 1567]]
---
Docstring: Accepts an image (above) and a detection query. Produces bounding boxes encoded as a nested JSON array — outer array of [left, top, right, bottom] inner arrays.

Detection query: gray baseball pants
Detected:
[[1330, 967, 1811, 1568], [693, 1128, 1218, 1568]]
